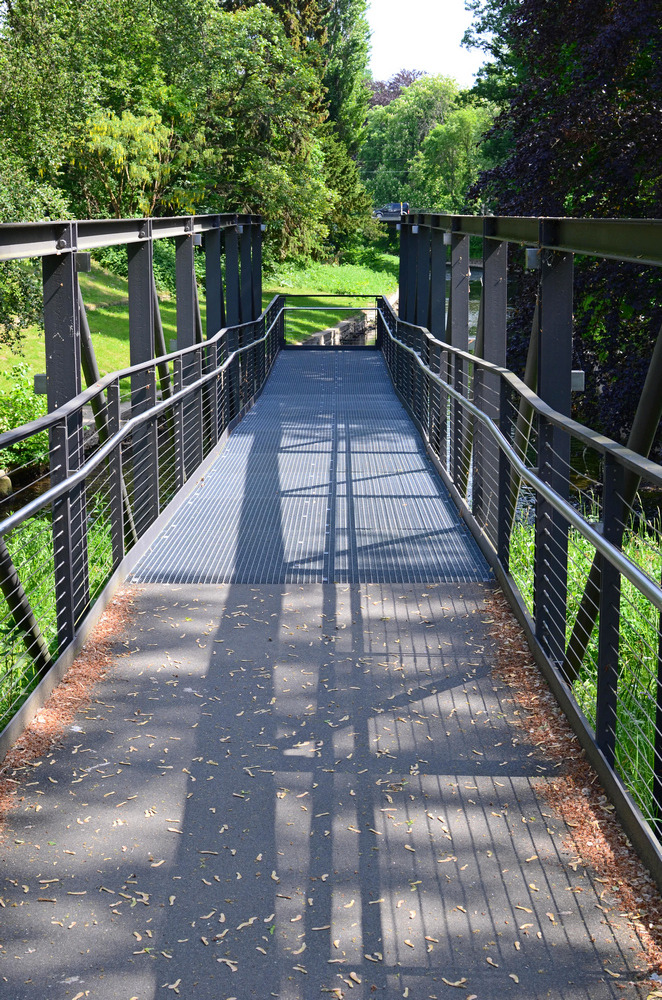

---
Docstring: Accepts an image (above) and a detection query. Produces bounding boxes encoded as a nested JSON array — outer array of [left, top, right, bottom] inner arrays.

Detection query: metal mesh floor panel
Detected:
[[132, 351, 491, 584]]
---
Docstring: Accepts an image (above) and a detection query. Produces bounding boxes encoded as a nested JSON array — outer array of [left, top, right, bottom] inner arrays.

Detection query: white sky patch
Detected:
[[366, 0, 490, 89]]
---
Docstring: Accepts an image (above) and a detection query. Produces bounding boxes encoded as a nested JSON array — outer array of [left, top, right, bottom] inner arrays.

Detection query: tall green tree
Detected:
[[360, 75, 459, 206], [408, 100, 496, 212], [0, 157, 71, 346], [465, 0, 662, 445], [321, 0, 371, 155]]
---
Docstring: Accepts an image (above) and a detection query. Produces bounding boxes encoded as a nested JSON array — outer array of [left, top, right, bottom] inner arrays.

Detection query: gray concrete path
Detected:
[[0, 583, 649, 998]]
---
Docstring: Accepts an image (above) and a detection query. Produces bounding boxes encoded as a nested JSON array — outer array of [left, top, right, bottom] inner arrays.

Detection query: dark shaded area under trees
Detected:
[[465, 0, 662, 448]]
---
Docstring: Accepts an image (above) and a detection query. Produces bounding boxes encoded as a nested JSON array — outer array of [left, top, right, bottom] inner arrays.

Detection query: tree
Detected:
[[369, 69, 424, 108], [321, 0, 371, 154], [465, 0, 662, 444], [408, 101, 496, 212], [360, 75, 459, 206], [0, 158, 71, 348], [319, 127, 377, 249], [218, 0, 331, 51]]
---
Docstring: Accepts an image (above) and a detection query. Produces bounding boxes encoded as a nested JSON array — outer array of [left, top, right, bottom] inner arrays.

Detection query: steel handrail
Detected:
[[379, 297, 662, 489], [0, 306, 283, 537], [382, 313, 662, 613], [0, 296, 282, 451]]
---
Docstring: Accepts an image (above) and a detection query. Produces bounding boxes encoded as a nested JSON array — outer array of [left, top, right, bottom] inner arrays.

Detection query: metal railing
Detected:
[[0, 213, 280, 738], [281, 293, 378, 347], [0, 297, 283, 729], [379, 213, 662, 878]]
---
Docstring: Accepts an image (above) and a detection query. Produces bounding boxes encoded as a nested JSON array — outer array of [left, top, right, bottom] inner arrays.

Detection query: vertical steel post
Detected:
[[414, 224, 430, 425], [450, 231, 470, 486], [173, 356, 185, 492], [224, 224, 240, 327], [224, 226, 241, 413], [534, 233, 573, 665], [107, 380, 124, 568], [240, 221, 253, 325], [398, 223, 409, 322], [406, 223, 417, 325], [43, 224, 89, 649], [429, 228, 446, 341], [176, 225, 203, 474], [128, 227, 159, 533], [252, 221, 263, 322], [376, 295, 384, 350], [596, 453, 624, 766], [429, 227, 446, 461], [204, 223, 222, 448], [497, 378, 512, 570], [205, 223, 222, 339], [415, 223, 430, 328], [176, 224, 196, 350], [475, 231, 507, 543]]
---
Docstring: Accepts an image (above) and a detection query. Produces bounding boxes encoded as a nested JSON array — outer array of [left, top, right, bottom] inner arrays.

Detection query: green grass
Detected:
[[1, 253, 399, 384], [0, 501, 115, 729], [0, 263, 207, 390], [509, 511, 662, 821], [264, 254, 399, 344]]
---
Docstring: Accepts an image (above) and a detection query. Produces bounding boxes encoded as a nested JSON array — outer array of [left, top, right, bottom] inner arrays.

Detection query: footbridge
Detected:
[[1, 213, 662, 997]]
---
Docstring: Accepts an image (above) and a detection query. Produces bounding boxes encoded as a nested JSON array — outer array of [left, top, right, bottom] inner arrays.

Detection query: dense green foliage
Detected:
[[0, 364, 48, 468], [359, 74, 496, 213], [465, 0, 662, 447], [0, 159, 71, 347], [0, 0, 375, 266], [510, 510, 662, 818], [322, 0, 371, 155]]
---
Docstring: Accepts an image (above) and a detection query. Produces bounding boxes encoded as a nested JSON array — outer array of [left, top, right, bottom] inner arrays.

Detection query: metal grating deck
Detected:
[[131, 351, 491, 584]]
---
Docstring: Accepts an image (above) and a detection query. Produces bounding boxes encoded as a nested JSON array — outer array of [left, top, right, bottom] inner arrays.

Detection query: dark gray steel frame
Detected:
[[378, 211, 662, 889]]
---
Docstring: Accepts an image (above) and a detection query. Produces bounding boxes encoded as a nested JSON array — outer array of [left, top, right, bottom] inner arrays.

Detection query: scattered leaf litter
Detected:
[[488, 588, 662, 979]]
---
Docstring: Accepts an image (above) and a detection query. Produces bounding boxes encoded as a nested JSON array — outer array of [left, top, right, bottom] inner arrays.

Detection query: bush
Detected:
[[0, 363, 48, 469]]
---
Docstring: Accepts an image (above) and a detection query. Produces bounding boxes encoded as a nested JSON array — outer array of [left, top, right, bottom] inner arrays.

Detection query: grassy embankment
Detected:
[[0, 250, 400, 389]]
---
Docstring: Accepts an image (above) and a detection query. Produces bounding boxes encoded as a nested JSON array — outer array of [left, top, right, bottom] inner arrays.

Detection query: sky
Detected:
[[366, 0, 488, 89]]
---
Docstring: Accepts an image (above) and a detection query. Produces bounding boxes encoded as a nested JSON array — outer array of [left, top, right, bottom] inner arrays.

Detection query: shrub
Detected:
[[0, 363, 48, 468]]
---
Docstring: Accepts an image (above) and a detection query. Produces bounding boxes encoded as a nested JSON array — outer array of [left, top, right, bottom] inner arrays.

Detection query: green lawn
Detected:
[[0, 264, 204, 389], [1, 253, 399, 386], [264, 255, 398, 343]]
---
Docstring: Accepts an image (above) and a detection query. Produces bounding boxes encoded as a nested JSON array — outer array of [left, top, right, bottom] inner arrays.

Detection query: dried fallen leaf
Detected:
[[441, 977, 467, 988], [217, 958, 238, 972], [486, 956, 499, 968], [509, 973, 520, 983]]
